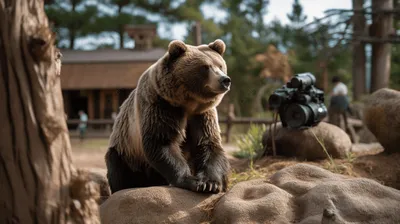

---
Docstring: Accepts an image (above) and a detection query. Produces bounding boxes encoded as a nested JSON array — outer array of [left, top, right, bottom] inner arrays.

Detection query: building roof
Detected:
[[60, 48, 166, 64], [61, 61, 154, 89]]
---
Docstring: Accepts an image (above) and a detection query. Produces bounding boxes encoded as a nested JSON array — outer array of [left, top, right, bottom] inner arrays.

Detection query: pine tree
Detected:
[[213, 0, 269, 116], [287, 0, 307, 27], [45, 0, 100, 49]]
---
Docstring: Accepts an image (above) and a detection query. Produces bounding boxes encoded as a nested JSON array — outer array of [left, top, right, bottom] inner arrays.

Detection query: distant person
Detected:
[[78, 110, 88, 142], [328, 76, 349, 126], [111, 112, 117, 121], [328, 76, 357, 142]]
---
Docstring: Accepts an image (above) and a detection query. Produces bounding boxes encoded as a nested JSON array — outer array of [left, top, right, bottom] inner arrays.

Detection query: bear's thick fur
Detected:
[[105, 39, 231, 194]]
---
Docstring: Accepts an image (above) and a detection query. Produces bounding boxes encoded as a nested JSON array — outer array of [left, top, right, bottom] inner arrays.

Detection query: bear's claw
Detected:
[[178, 176, 222, 194]]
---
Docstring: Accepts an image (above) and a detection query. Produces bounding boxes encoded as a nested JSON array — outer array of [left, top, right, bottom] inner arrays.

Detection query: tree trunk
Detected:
[[352, 0, 366, 100], [193, 21, 202, 46], [119, 28, 124, 49], [317, 61, 329, 91], [70, 30, 76, 49], [370, 0, 393, 93], [0, 1, 99, 223], [118, 5, 124, 49]]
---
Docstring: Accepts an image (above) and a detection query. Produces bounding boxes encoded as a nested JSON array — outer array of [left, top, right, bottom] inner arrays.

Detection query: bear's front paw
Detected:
[[195, 179, 221, 193], [175, 175, 221, 194], [197, 171, 228, 193]]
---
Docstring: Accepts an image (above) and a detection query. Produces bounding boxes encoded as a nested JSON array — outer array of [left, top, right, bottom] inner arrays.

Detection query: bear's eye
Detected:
[[201, 64, 211, 72]]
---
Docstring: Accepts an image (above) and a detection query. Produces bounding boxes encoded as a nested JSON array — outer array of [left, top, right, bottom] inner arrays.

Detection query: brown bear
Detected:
[[105, 39, 231, 194]]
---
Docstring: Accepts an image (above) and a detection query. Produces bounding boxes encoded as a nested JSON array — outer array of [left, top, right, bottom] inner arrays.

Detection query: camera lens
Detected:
[[308, 102, 328, 122], [284, 103, 311, 129], [268, 94, 282, 109]]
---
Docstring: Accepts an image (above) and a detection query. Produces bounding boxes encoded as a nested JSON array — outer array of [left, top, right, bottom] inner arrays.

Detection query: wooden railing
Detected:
[[66, 117, 364, 143], [67, 117, 275, 143]]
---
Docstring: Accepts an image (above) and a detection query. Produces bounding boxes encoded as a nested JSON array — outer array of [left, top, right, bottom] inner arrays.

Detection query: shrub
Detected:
[[233, 124, 267, 163]]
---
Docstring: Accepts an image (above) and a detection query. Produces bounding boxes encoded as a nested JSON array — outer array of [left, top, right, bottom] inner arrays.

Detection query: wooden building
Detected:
[[60, 25, 165, 121]]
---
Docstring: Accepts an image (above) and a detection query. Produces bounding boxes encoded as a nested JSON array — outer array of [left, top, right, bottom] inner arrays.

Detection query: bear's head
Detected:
[[153, 39, 231, 108]]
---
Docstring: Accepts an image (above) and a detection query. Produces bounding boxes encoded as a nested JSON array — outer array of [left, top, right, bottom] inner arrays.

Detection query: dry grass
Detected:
[[227, 152, 400, 190], [70, 138, 400, 191]]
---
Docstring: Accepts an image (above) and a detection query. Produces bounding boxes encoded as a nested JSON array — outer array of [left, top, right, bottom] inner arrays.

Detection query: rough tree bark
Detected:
[[0, 0, 100, 223], [370, 0, 393, 93], [352, 0, 366, 100]]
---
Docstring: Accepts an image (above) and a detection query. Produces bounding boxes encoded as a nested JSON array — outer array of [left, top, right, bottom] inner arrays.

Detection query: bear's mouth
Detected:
[[204, 84, 229, 94]]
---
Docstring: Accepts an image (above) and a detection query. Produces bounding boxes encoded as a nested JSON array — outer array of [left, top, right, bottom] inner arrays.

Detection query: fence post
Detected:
[[225, 103, 235, 143]]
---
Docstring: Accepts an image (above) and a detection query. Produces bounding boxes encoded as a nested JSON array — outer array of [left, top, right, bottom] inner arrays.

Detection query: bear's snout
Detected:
[[219, 76, 231, 90]]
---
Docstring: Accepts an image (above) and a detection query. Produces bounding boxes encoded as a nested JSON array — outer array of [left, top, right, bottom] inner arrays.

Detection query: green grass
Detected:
[[233, 124, 267, 167], [310, 129, 338, 173], [228, 167, 267, 189]]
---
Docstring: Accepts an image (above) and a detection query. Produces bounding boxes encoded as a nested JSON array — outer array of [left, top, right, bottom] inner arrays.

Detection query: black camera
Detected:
[[268, 73, 328, 129]]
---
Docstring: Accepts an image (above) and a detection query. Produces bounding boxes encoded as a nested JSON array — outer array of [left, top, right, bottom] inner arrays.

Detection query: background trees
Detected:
[[44, 0, 399, 116]]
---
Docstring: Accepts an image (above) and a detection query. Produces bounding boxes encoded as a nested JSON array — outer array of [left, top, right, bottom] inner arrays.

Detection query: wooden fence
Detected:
[[66, 116, 363, 143], [67, 117, 276, 143]]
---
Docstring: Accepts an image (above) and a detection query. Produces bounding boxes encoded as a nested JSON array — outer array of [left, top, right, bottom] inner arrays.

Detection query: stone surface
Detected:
[[262, 122, 352, 160], [212, 179, 294, 223], [100, 164, 400, 224], [357, 127, 378, 144], [363, 88, 400, 153], [351, 143, 383, 156], [100, 186, 222, 224], [269, 164, 400, 224]]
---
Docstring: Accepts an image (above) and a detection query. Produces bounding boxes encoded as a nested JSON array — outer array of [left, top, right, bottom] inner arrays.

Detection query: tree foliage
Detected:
[[45, 0, 392, 115], [45, 0, 100, 49], [269, 0, 352, 92]]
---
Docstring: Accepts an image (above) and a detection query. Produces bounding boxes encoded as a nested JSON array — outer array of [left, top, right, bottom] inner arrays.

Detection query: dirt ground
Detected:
[[70, 138, 241, 169], [71, 138, 400, 190]]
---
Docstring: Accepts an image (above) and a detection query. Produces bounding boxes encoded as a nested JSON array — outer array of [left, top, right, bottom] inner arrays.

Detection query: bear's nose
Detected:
[[219, 76, 231, 89]]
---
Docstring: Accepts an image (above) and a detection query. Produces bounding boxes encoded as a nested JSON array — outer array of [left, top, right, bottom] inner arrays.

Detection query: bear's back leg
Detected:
[[105, 147, 168, 194]]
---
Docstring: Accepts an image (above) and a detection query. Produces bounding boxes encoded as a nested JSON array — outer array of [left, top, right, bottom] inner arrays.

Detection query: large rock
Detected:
[[269, 164, 400, 224], [100, 164, 400, 224], [213, 179, 294, 223], [100, 187, 223, 224], [262, 122, 352, 160], [363, 88, 400, 153]]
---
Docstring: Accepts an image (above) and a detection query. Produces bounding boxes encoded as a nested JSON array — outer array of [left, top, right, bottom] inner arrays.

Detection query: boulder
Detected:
[[363, 88, 400, 153], [269, 164, 400, 224], [212, 179, 294, 223], [100, 164, 400, 224], [100, 186, 223, 224], [262, 122, 352, 160]]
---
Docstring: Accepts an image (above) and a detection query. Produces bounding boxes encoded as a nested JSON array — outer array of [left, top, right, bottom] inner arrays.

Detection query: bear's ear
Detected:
[[208, 39, 226, 55], [168, 40, 187, 58]]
